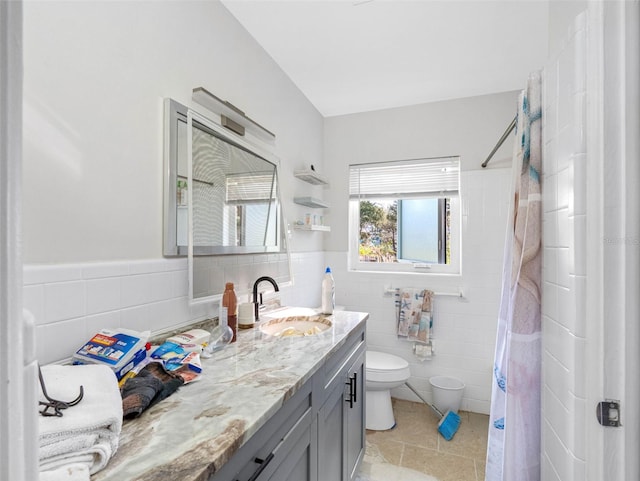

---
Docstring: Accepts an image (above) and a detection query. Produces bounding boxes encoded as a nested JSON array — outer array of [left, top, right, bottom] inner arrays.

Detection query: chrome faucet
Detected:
[[252, 276, 280, 322]]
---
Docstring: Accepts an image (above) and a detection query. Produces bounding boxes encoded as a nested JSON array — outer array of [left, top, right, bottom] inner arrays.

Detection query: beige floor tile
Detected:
[[475, 460, 486, 481], [374, 438, 405, 465], [405, 448, 477, 481], [437, 411, 489, 460], [364, 399, 489, 481], [393, 398, 419, 413]]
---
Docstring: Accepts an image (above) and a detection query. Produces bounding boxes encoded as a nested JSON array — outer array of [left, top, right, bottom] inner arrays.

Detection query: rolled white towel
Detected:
[[38, 364, 123, 475]]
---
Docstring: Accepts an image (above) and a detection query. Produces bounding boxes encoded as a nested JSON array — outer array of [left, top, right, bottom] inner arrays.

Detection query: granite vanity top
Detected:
[[92, 310, 368, 481]]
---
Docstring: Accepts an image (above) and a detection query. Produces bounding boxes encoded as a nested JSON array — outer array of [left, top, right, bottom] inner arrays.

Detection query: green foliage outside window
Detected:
[[358, 200, 398, 262]]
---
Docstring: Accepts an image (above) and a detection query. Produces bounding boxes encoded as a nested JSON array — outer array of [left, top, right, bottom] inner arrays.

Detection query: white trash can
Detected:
[[429, 376, 465, 413]]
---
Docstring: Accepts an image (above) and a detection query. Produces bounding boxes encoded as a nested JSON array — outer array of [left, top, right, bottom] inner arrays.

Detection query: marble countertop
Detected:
[[93, 309, 368, 481]]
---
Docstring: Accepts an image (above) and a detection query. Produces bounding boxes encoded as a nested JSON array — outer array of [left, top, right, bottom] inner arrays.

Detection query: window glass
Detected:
[[349, 157, 460, 274]]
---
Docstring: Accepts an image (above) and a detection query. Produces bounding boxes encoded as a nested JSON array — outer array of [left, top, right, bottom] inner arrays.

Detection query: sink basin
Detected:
[[261, 306, 320, 318], [259, 314, 332, 337]]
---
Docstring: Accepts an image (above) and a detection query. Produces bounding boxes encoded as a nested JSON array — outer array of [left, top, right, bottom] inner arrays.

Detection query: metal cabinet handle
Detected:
[[352, 372, 357, 404], [247, 452, 275, 481], [345, 373, 357, 408], [345, 377, 354, 408]]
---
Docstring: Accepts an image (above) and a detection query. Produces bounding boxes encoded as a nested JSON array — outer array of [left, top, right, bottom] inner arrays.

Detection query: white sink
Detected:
[[259, 311, 332, 337]]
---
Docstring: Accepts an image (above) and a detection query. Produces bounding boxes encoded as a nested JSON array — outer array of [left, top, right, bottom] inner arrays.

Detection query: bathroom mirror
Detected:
[[163, 98, 287, 256]]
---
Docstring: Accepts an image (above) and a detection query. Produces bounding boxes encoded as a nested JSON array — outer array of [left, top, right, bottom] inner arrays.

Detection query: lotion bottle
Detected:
[[223, 282, 238, 342], [321, 267, 335, 314]]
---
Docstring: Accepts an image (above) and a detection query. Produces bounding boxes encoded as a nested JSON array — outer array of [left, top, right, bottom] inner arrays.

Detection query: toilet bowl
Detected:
[[365, 350, 411, 431]]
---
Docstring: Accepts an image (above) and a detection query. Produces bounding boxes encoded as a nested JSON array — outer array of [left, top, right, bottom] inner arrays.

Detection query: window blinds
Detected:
[[226, 172, 276, 203], [349, 157, 459, 200]]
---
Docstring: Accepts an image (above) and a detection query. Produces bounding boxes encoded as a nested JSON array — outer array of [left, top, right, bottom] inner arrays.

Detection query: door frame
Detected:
[[0, 1, 38, 480], [586, 1, 640, 480]]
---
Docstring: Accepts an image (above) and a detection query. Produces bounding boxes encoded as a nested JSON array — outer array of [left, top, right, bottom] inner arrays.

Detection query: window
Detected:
[[349, 157, 460, 274]]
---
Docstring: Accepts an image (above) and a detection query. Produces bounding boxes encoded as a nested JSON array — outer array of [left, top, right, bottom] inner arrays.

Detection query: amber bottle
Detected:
[[222, 282, 238, 342]]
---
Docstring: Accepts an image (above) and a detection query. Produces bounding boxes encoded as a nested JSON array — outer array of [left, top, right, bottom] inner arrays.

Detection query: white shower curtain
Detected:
[[486, 72, 542, 481]]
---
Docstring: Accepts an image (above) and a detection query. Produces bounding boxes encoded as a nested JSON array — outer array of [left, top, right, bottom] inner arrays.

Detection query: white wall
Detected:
[[22, 1, 328, 363], [541, 11, 588, 481], [543, 3, 640, 481], [547, 1, 588, 55], [22, 0, 326, 264], [324, 91, 519, 413]]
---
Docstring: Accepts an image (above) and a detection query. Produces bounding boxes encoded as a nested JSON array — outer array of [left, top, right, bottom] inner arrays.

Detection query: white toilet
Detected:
[[365, 350, 411, 431]]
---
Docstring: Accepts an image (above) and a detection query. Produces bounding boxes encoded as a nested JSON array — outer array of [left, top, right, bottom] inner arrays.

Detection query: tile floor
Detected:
[[362, 398, 489, 481]]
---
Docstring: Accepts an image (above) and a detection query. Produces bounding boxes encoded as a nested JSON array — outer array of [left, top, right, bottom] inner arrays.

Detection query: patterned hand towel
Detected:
[[396, 288, 434, 343]]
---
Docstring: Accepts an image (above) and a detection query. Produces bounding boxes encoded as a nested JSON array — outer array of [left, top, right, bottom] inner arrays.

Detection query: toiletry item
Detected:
[[238, 302, 254, 329], [165, 328, 210, 347], [72, 328, 150, 380], [223, 282, 238, 342], [321, 267, 335, 314], [201, 324, 234, 357]]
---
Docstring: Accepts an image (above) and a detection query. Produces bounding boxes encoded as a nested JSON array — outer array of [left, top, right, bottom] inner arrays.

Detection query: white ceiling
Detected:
[[221, 0, 549, 117]]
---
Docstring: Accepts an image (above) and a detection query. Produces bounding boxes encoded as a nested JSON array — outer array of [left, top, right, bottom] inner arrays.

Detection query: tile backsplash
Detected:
[[25, 252, 326, 365]]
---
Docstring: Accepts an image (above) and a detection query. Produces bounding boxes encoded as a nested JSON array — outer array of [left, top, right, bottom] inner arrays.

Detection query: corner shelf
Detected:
[[294, 169, 329, 186], [293, 197, 329, 209], [293, 225, 331, 232]]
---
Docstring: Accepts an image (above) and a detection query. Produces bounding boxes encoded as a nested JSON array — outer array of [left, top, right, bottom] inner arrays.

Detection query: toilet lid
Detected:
[[366, 351, 409, 373]]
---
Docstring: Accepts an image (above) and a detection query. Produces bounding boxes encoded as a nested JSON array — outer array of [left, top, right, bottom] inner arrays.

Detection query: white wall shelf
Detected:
[[294, 169, 329, 186], [293, 196, 329, 209], [293, 225, 330, 232]]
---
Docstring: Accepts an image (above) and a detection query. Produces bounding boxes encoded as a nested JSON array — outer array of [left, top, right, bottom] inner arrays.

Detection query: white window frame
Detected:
[[348, 157, 461, 275]]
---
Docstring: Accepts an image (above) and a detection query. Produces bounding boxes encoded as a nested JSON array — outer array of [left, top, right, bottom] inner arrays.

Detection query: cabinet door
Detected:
[[344, 350, 365, 481], [262, 418, 317, 481], [242, 408, 316, 481], [317, 347, 366, 481], [317, 377, 347, 480]]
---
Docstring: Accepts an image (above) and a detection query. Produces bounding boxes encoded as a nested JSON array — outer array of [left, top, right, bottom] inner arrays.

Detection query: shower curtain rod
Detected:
[[481, 116, 517, 168]]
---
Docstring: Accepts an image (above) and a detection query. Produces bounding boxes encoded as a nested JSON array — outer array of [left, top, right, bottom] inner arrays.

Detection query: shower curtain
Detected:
[[486, 71, 542, 481]]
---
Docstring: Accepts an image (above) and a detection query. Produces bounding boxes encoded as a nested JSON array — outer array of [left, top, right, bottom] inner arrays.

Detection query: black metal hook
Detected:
[[38, 364, 84, 417]]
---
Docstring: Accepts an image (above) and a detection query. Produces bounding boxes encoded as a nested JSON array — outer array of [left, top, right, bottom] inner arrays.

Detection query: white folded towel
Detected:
[[39, 463, 90, 481], [38, 364, 123, 477]]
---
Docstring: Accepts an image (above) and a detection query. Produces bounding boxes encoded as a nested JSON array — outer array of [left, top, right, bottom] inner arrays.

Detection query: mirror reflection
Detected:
[[163, 99, 287, 256]]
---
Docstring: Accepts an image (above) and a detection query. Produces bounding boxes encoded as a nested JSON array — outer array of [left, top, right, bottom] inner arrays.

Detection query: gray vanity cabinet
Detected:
[[210, 379, 316, 481], [317, 327, 366, 481], [209, 323, 365, 481], [344, 349, 366, 480]]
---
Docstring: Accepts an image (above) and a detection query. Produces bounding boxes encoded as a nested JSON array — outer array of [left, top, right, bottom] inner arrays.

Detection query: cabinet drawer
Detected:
[[210, 379, 313, 481], [322, 325, 366, 395]]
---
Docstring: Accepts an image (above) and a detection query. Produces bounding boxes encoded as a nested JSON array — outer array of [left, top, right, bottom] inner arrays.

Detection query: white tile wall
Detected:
[[542, 11, 587, 481], [24, 252, 325, 365], [326, 167, 511, 414]]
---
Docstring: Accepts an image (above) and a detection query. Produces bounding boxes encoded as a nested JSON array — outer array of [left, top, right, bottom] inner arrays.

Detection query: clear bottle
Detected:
[[321, 267, 335, 315], [201, 306, 233, 358], [223, 282, 238, 342]]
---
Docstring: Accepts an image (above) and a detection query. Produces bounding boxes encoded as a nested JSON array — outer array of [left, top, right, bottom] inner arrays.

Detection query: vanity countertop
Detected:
[[92, 310, 368, 481]]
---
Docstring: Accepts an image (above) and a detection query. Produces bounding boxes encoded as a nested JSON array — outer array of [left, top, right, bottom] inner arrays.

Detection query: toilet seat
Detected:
[[366, 351, 410, 383]]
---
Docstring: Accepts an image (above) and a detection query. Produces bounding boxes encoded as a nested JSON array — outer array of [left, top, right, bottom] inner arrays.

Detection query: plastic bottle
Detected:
[[201, 309, 233, 358], [223, 282, 238, 342], [321, 267, 335, 314]]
